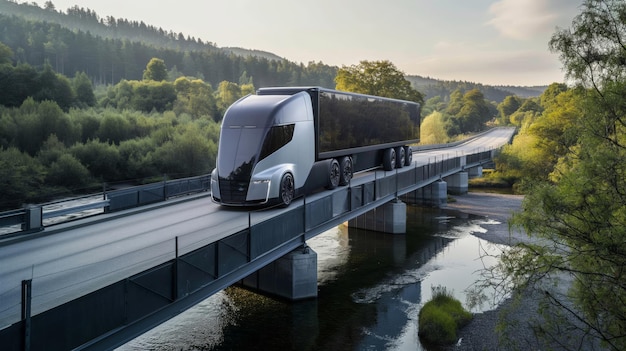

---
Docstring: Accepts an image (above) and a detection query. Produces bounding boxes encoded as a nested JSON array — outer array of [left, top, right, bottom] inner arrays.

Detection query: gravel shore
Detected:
[[442, 192, 603, 351]]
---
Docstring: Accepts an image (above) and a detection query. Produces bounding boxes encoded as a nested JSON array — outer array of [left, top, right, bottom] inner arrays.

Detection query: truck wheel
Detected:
[[383, 148, 396, 171], [395, 147, 405, 169], [339, 156, 353, 186], [326, 159, 340, 189], [279, 173, 294, 207], [404, 146, 413, 166]]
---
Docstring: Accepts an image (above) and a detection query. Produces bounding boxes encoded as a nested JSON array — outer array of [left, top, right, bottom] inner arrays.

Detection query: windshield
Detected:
[[218, 127, 265, 181]]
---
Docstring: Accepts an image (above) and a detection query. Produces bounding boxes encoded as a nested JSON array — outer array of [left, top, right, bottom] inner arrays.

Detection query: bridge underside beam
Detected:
[[401, 180, 448, 208], [445, 171, 468, 195], [348, 199, 407, 234], [241, 246, 318, 301], [468, 166, 483, 178]]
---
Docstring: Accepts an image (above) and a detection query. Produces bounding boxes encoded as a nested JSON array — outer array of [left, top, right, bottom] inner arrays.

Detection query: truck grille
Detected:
[[219, 179, 249, 203]]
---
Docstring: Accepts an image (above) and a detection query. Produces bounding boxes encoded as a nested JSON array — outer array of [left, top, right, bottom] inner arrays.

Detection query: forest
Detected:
[[0, 0, 517, 210]]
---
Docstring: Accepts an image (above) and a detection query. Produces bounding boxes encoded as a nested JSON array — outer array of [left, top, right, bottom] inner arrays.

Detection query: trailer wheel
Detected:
[[339, 156, 353, 186], [383, 148, 396, 171], [326, 159, 341, 189], [404, 146, 413, 166], [279, 173, 294, 207], [395, 147, 405, 169]]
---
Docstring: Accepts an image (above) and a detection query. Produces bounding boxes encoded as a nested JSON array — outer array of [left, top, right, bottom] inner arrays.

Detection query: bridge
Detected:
[[0, 127, 515, 351]]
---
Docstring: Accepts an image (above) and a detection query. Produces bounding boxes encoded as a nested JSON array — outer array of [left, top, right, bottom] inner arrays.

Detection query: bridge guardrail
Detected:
[[0, 174, 211, 238], [0, 147, 500, 349], [0, 131, 501, 239]]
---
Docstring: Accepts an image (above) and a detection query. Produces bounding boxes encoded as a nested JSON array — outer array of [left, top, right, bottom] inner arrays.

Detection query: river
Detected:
[[117, 197, 515, 350]]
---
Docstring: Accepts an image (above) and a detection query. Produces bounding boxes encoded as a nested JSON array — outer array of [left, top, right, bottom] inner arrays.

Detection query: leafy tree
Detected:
[[34, 63, 75, 111], [143, 57, 168, 81], [335, 60, 424, 104], [0, 42, 13, 65], [497, 95, 522, 124], [73, 71, 96, 107], [456, 89, 492, 132], [68, 109, 100, 143], [70, 139, 122, 181], [421, 96, 447, 117], [0, 63, 38, 107], [174, 77, 217, 119], [491, 1, 626, 349], [420, 111, 448, 144], [46, 153, 92, 189], [0, 147, 45, 209], [117, 137, 157, 179], [215, 81, 244, 119], [97, 112, 131, 144], [443, 89, 493, 134], [153, 124, 215, 177]]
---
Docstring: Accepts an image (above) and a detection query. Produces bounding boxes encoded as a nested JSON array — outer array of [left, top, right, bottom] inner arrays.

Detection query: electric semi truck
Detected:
[[210, 87, 421, 207]]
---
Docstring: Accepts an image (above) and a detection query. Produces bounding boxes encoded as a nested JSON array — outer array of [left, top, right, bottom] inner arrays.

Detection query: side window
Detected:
[[259, 124, 295, 161]]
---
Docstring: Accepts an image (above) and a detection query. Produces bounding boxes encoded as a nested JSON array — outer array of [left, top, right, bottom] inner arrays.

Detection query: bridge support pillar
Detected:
[[401, 180, 447, 207], [348, 199, 406, 234], [468, 166, 483, 178], [445, 171, 468, 195], [242, 246, 317, 300]]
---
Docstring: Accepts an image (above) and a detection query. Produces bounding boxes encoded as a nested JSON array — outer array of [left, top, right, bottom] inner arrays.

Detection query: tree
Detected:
[[143, 57, 168, 81], [0, 42, 13, 65], [456, 89, 492, 132], [335, 60, 424, 104], [497, 95, 522, 124], [73, 71, 96, 107], [215, 81, 243, 119], [0, 147, 45, 209], [491, 1, 626, 349], [420, 111, 448, 144]]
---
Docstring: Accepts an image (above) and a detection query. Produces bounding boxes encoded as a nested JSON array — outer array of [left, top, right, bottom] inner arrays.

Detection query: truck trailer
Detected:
[[210, 87, 421, 207]]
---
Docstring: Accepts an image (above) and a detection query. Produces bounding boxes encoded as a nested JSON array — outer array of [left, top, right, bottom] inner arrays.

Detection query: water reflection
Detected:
[[118, 205, 508, 351]]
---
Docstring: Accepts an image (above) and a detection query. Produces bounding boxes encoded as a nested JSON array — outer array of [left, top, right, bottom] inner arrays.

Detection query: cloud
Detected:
[[486, 0, 572, 40], [405, 48, 564, 86]]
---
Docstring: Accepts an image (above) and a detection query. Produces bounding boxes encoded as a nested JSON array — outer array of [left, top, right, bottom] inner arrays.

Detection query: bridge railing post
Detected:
[[21, 279, 32, 351], [22, 206, 42, 232]]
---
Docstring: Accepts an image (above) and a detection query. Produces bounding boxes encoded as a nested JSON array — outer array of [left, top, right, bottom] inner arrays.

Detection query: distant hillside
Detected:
[[495, 85, 547, 98], [406, 75, 547, 103], [1, 0, 547, 98], [0, 0, 281, 60], [222, 47, 284, 61]]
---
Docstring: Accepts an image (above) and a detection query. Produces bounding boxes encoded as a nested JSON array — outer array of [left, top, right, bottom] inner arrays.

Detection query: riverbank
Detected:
[[442, 192, 526, 350], [442, 192, 599, 351]]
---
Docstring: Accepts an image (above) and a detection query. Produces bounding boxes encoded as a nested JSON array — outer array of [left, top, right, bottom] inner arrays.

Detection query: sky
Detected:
[[47, 0, 583, 86]]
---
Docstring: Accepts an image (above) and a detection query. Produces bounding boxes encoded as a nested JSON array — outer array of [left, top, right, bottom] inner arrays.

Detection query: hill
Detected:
[[406, 75, 547, 103], [1, 0, 544, 100]]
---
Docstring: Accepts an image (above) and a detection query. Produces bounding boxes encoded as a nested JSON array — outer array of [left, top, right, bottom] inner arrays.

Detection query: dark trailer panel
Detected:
[[257, 87, 421, 160]]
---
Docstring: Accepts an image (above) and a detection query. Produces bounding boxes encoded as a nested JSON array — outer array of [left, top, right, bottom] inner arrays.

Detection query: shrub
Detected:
[[419, 286, 472, 345]]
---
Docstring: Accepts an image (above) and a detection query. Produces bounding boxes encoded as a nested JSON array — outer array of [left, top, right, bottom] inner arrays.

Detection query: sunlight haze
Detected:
[[47, 0, 582, 86]]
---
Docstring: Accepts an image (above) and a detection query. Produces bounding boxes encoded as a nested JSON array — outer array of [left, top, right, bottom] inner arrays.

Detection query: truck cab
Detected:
[[211, 91, 315, 206]]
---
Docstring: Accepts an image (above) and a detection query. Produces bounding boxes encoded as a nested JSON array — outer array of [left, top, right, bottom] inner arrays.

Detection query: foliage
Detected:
[[489, 1, 626, 349], [73, 71, 96, 107], [0, 96, 221, 209], [418, 286, 472, 345], [143, 57, 168, 81], [438, 88, 497, 135], [335, 60, 424, 104], [0, 147, 46, 208], [406, 75, 545, 103], [420, 111, 449, 144], [0, 4, 337, 89]]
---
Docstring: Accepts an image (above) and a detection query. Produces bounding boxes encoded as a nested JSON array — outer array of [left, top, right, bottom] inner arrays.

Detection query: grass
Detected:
[[468, 169, 517, 188], [419, 286, 473, 346]]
